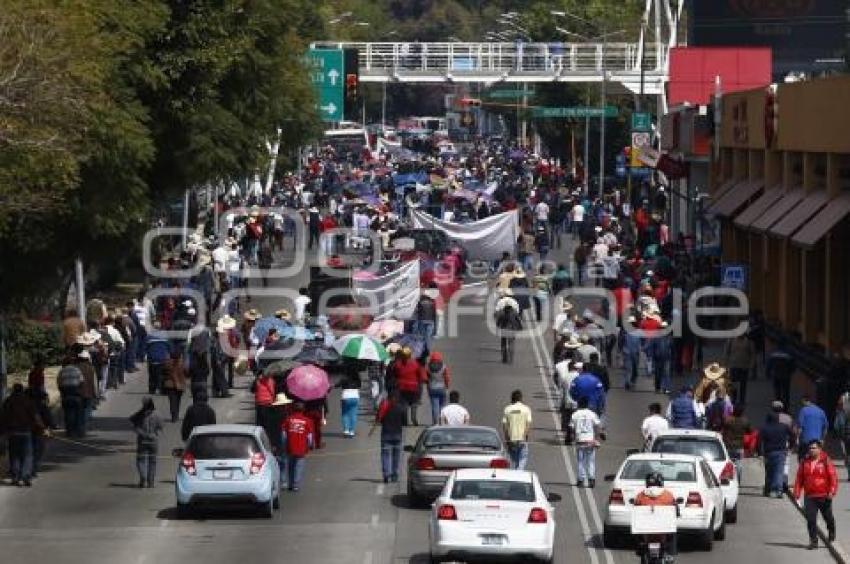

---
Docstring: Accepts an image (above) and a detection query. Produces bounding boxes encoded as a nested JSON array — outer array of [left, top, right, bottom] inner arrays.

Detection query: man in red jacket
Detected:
[[794, 440, 838, 549], [281, 402, 315, 492]]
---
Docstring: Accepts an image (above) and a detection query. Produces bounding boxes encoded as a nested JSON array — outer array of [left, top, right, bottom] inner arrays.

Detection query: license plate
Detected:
[[213, 469, 232, 480], [481, 534, 505, 546]]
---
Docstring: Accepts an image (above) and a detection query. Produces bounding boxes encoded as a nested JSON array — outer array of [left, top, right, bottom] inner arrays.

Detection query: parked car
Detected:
[[603, 453, 726, 550], [648, 429, 740, 523], [429, 468, 557, 563], [406, 425, 509, 505], [174, 424, 281, 518]]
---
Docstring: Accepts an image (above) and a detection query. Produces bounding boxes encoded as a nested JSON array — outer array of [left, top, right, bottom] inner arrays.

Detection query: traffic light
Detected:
[[343, 48, 359, 121], [345, 73, 358, 100]]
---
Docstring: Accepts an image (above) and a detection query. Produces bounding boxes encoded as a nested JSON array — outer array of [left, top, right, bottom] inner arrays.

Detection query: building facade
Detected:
[[710, 75, 850, 356]]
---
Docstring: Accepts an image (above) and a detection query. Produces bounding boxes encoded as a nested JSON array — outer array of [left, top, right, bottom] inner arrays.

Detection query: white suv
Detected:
[[648, 429, 740, 523]]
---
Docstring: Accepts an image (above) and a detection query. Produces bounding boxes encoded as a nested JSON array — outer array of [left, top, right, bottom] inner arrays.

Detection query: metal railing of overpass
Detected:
[[309, 41, 667, 93]]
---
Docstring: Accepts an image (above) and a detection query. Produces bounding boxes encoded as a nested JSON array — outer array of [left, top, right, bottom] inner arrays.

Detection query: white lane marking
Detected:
[[376, 484, 385, 496], [226, 409, 235, 420], [362, 550, 373, 564], [159, 519, 168, 529], [526, 311, 613, 564], [371, 513, 380, 527]]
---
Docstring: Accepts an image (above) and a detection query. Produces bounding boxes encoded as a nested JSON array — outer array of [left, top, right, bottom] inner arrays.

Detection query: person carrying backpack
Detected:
[[425, 352, 451, 426], [57, 356, 84, 438], [705, 388, 733, 432]]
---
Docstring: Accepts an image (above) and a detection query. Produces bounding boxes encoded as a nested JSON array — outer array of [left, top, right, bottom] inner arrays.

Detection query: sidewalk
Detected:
[[693, 342, 849, 562]]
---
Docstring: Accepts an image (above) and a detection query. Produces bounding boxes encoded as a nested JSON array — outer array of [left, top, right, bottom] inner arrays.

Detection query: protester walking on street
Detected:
[[793, 440, 838, 549], [145, 327, 171, 394], [439, 391, 470, 425], [27, 388, 55, 478], [162, 350, 187, 422], [667, 387, 699, 429], [180, 390, 217, 441], [0, 383, 45, 487], [835, 388, 850, 481], [571, 397, 603, 488], [641, 402, 669, 449], [569, 366, 606, 415], [57, 355, 84, 438], [254, 370, 276, 430], [767, 340, 796, 409], [502, 390, 533, 470], [280, 402, 315, 492], [375, 390, 407, 483], [339, 374, 361, 438], [797, 396, 828, 461], [130, 397, 163, 489], [392, 347, 425, 426], [759, 411, 791, 498], [425, 351, 450, 426]]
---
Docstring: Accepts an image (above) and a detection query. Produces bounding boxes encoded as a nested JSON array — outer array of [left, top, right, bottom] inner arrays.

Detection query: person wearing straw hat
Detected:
[[213, 315, 238, 396], [267, 392, 293, 472], [694, 362, 729, 408], [495, 289, 523, 364]]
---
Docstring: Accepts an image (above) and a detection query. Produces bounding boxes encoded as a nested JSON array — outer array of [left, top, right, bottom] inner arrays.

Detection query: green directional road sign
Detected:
[[305, 48, 344, 122], [486, 89, 536, 100], [532, 106, 618, 119], [632, 112, 652, 132]]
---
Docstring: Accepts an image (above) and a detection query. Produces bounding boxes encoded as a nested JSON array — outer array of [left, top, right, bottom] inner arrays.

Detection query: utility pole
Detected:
[[181, 189, 190, 248], [599, 30, 607, 199], [583, 89, 590, 196], [381, 80, 387, 129]]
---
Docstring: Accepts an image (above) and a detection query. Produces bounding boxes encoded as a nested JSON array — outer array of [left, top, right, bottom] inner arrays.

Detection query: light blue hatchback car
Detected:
[[174, 424, 280, 518]]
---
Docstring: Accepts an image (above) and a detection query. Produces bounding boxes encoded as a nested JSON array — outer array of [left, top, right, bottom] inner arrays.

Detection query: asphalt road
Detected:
[[0, 237, 834, 564]]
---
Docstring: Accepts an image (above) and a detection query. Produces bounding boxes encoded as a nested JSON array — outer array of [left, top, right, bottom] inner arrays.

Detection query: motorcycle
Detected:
[[630, 501, 681, 564]]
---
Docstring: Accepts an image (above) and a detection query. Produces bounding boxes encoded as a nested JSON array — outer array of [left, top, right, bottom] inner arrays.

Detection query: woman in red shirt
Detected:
[[392, 348, 426, 426]]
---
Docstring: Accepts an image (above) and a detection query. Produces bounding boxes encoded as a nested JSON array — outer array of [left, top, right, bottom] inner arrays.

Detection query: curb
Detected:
[[788, 494, 850, 564]]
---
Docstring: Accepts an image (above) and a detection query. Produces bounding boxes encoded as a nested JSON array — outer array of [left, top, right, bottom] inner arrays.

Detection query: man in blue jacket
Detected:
[[570, 369, 606, 415], [667, 387, 698, 429], [796, 395, 828, 461], [145, 323, 171, 395]]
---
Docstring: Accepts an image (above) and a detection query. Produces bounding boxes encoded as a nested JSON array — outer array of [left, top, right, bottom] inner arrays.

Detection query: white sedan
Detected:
[[603, 453, 726, 551], [429, 468, 557, 563], [648, 429, 740, 523]]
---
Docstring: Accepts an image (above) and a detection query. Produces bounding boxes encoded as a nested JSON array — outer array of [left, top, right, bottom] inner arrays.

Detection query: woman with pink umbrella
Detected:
[[287, 365, 331, 449]]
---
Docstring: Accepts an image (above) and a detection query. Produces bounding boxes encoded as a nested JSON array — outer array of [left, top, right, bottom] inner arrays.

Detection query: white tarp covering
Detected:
[[409, 208, 519, 261], [353, 260, 420, 320]]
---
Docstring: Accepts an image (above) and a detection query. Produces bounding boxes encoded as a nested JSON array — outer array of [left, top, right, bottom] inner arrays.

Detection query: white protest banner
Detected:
[[353, 260, 420, 320], [409, 208, 519, 261]]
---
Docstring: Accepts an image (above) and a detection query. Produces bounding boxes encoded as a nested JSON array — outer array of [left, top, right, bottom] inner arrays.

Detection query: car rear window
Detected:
[[188, 434, 260, 460], [651, 437, 725, 462], [451, 480, 535, 502], [620, 460, 697, 482], [423, 429, 501, 450]]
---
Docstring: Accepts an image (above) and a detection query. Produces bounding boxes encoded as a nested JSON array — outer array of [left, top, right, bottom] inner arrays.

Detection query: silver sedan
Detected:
[[405, 425, 510, 505]]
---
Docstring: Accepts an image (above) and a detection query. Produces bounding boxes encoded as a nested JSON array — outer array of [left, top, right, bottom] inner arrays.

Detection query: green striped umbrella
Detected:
[[332, 334, 389, 362]]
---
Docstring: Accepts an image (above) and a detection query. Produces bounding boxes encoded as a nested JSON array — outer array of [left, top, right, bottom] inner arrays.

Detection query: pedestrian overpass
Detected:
[[310, 41, 667, 97]]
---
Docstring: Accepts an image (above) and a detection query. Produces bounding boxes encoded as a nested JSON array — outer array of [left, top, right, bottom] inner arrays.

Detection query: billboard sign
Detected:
[[690, 0, 847, 76]]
